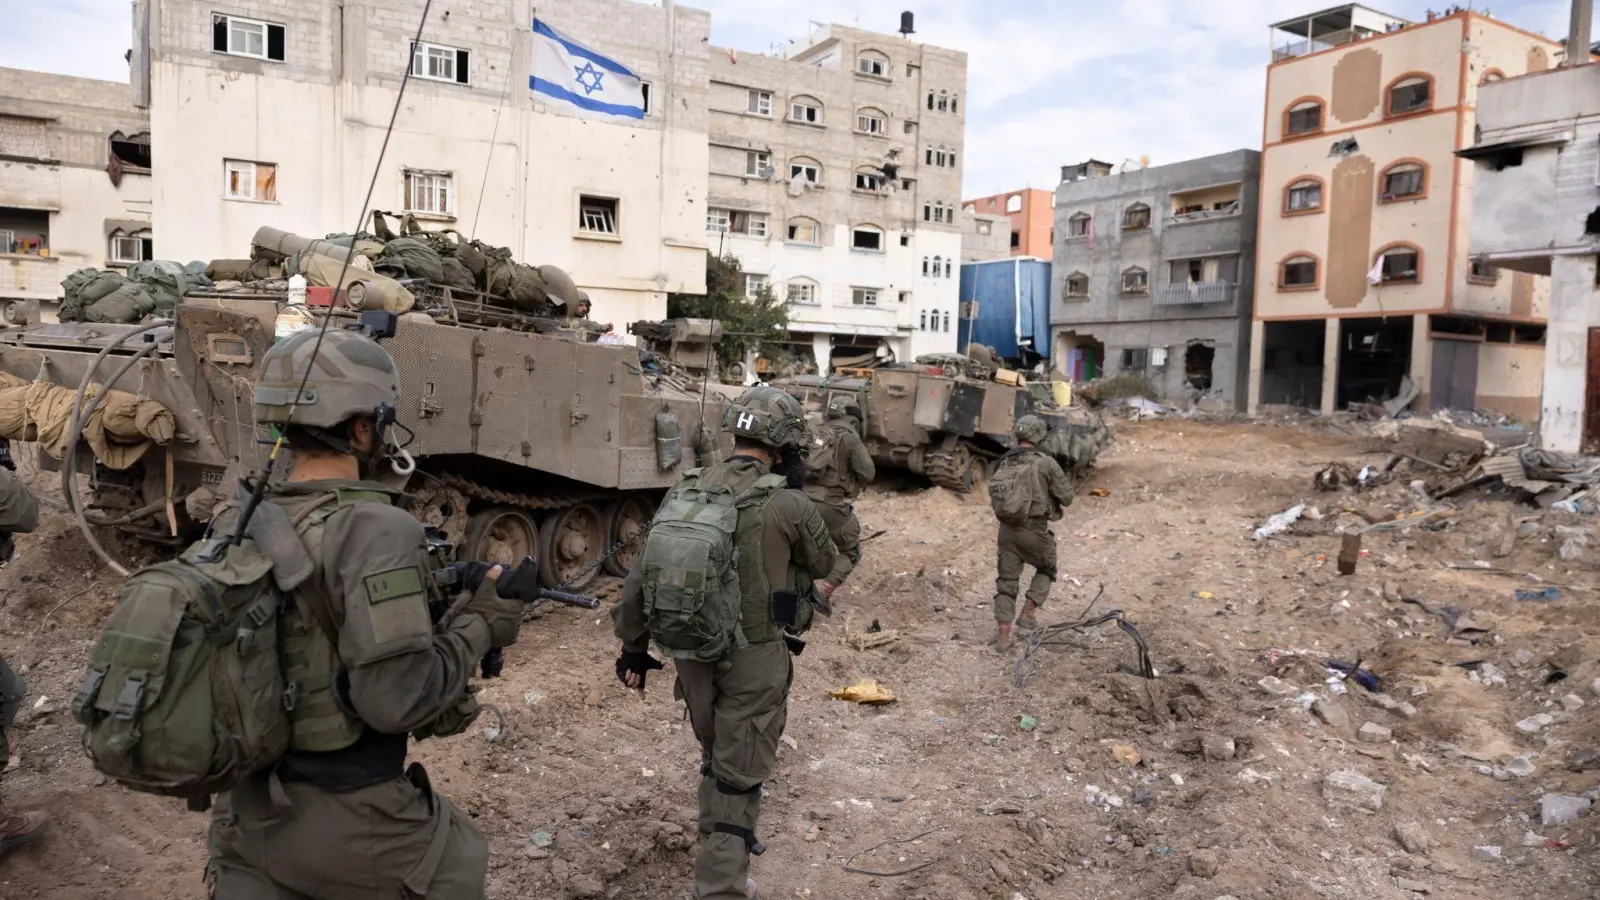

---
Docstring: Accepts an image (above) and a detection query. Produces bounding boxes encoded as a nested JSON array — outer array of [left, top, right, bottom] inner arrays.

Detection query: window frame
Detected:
[[1468, 257, 1500, 285], [746, 89, 773, 117], [1278, 252, 1321, 292], [744, 150, 772, 178], [1064, 272, 1090, 298], [577, 194, 620, 238], [789, 159, 821, 185], [850, 286, 880, 306], [1378, 159, 1429, 203], [1066, 212, 1092, 239], [1373, 242, 1423, 285], [1384, 72, 1436, 119], [786, 217, 821, 245], [222, 158, 277, 203], [1120, 266, 1149, 294], [789, 97, 822, 125], [1480, 68, 1505, 86], [706, 207, 731, 234], [1283, 177, 1325, 216], [744, 273, 769, 299], [850, 225, 885, 253], [856, 51, 889, 79], [212, 13, 284, 62], [786, 278, 818, 305], [1282, 96, 1326, 138], [854, 170, 886, 193], [108, 232, 149, 266], [1121, 202, 1152, 231], [410, 41, 470, 85], [403, 169, 454, 217], [855, 108, 887, 136]]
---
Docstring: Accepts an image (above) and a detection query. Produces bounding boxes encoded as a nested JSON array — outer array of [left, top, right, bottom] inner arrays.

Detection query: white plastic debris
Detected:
[[1252, 504, 1306, 541]]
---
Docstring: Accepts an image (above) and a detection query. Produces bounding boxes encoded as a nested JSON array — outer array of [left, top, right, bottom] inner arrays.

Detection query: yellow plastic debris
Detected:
[[829, 678, 897, 705]]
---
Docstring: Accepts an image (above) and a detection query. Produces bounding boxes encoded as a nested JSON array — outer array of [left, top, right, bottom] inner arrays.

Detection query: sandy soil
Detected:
[[1, 418, 1596, 899]]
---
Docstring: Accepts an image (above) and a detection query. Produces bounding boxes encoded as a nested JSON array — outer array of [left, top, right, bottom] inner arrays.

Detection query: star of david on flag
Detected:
[[530, 18, 645, 122]]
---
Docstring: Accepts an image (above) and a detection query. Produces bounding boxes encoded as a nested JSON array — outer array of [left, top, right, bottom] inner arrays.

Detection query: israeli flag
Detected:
[[530, 19, 645, 122]]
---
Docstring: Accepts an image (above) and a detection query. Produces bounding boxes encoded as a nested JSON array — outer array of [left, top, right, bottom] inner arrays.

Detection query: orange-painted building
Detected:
[[964, 188, 1053, 257]]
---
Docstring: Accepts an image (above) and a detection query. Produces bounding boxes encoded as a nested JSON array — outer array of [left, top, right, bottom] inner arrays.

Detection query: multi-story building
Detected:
[[965, 187, 1053, 257], [1249, 5, 1559, 417], [1049, 150, 1260, 408], [134, 0, 710, 327], [1462, 60, 1600, 452], [0, 68, 151, 323], [705, 19, 966, 370], [959, 208, 1010, 263]]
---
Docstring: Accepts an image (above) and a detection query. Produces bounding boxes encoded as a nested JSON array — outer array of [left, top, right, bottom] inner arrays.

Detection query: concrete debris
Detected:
[[1201, 736, 1236, 762], [1323, 769, 1386, 813], [1540, 793, 1590, 826], [1312, 698, 1351, 732], [1559, 693, 1585, 712], [1358, 722, 1392, 743], [1471, 845, 1503, 862], [1392, 821, 1432, 855], [1395, 876, 1432, 894], [1257, 676, 1298, 697], [1515, 713, 1556, 734], [1251, 504, 1305, 540], [1504, 756, 1536, 778], [1188, 848, 1220, 878]]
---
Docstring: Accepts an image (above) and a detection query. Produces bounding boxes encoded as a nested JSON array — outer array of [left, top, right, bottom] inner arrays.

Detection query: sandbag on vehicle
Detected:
[[83, 283, 157, 324], [60, 269, 129, 321]]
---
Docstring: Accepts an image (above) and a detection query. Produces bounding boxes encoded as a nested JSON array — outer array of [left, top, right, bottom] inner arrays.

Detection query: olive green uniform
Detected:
[[992, 449, 1074, 625], [801, 417, 875, 585], [208, 479, 492, 900], [614, 456, 836, 900], [0, 468, 39, 775]]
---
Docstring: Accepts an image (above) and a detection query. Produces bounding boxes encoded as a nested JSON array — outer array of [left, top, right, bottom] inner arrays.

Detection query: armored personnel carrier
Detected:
[[0, 236, 724, 591], [773, 363, 1110, 492]]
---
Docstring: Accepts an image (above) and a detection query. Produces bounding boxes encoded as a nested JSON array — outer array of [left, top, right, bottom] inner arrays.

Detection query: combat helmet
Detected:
[[825, 394, 863, 424], [1013, 414, 1048, 445], [253, 328, 402, 429], [723, 384, 808, 448]]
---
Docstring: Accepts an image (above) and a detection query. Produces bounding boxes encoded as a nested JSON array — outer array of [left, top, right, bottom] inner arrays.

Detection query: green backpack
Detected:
[[988, 448, 1041, 525], [640, 470, 784, 662], [70, 492, 353, 805]]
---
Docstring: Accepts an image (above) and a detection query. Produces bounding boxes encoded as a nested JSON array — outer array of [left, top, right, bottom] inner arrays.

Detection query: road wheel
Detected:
[[601, 495, 655, 577], [540, 504, 605, 590], [462, 506, 539, 568]]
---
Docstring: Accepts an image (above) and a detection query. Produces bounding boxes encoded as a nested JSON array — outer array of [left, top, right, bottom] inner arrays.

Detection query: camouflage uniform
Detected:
[[0, 466, 45, 858], [208, 329, 523, 900], [802, 398, 875, 587], [991, 417, 1074, 632], [614, 385, 836, 900]]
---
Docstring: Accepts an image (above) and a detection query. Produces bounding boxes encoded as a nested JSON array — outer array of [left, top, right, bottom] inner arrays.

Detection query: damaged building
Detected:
[[1050, 150, 1260, 409], [1249, 4, 1556, 418]]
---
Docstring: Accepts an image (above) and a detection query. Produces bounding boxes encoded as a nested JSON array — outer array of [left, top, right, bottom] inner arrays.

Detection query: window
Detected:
[[1121, 348, 1149, 369], [789, 97, 821, 124], [924, 147, 956, 169], [1010, 232, 1020, 249], [744, 273, 769, 299], [747, 90, 772, 116], [851, 287, 879, 306], [1280, 254, 1319, 289], [1122, 203, 1151, 230], [1067, 213, 1091, 238], [927, 91, 936, 110], [786, 279, 818, 305], [1376, 245, 1420, 283], [950, 95, 958, 115], [223, 159, 277, 202], [789, 158, 821, 185], [411, 42, 469, 85], [977, 221, 991, 236], [855, 171, 886, 192], [856, 108, 887, 135], [901, 178, 915, 191], [1481, 69, 1505, 85], [1121, 267, 1148, 294], [931, 255, 943, 276], [641, 82, 651, 114], [1004, 195, 1023, 214], [109, 132, 152, 169], [706, 207, 729, 233], [900, 291, 913, 306], [109, 233, 150, 265], [922, 203, 952, 224], [919, 310, 928, 330], [403, 170, 453, 216], [944, 259, 953, 278], [857, 51, 888, 78], [942, 311, 951, 332], [1386, 74, 1433, 116], [787, 217, 820, 245], [1285, 99, 1324, 136], [1285, 178, 1323, 214], [899, 233, 912, 247], [1065, 272, 1089, 297], [706, 208, 767, 237], [1469, 257, 1499, 284], [851, 226, 883, 252], [745, 150, 771, 177], [904, 121, 916, 135], [579, 195, 618, 236], [212, 14, 284, 61], [1380, 161, 1426, 201], [922, 257, 931, 276], [937, 90, 949, 112]]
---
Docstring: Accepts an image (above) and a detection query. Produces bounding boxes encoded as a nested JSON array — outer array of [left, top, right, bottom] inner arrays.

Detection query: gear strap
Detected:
[[713, 822, 766, 855]]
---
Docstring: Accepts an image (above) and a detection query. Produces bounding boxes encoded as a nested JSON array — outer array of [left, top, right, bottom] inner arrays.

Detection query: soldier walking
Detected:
[[613, 384, 836, 900], [0, 458, 47, 858], [987, 415, 1074, 651], [802, 395, 875, 601], [206, 330, 525, 898]]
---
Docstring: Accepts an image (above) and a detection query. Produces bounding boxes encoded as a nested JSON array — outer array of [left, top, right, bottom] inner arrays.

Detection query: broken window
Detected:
[[789, 97, 821, 124], [851, 227, 883, 252], [747, 89, 772, 116], [1121, 348, 1149, 370], [1481, 69, 1505, 84], [1009, 232, 1019, 248], [1064, 272, 1089, 297], [745, 150, 771, 177], [786, 217, 820, 244], [1185, 343, 1215, 392], [1329, 136, 1360, 157], [707, 208, 766, 237], [1387, 75, 1432, 115], [855, 108, 887, 135], [1121, 267, 1148, 294], [1067, 213, 1091, 238], [1380, 162, 1425, 200], [851, 287, 880, 306], [411, 41, 470, 85], [856, 171, 886, 192], [1285, 178, 1322, 213], [1122, 202, 1151, 230], [857, 51, 889, 78], [223, 159, 276, 202], [1281, 254, 1318, 288], [789, 158, 821, 184], [109, 232, 151, 265], [578, 195, 619, 236], [1378, 246, 1420, 283], [1005, 194, 1023, 214], [1285, 100, 1323, 136], [1468, 257, 1499, 283], [213, 13, 284, 61], [109, 131, 151, 169]]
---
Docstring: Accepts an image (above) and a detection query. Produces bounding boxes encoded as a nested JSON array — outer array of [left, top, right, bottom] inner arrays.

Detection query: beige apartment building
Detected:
[[1249, 5, 1560, 419]]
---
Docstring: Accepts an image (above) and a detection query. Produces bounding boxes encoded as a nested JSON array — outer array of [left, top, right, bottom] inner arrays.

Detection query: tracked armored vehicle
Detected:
[[0, 286, 725, 591]]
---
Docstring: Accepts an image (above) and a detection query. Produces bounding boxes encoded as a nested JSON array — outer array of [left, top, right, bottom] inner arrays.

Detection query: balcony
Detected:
[[1270, 4, 1412, 61], [1156, 281, 1236, 306]]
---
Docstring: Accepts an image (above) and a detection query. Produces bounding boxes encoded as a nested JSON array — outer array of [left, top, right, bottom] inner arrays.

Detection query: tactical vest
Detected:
[[698, 462, 792, 645]]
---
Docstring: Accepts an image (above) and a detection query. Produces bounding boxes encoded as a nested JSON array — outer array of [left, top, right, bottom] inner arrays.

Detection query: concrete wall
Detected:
[[145, 0, 710, 329], [966, 187, 1052, 256], [960, 209, 1009, 262], [1049, 149, 1259, 408]]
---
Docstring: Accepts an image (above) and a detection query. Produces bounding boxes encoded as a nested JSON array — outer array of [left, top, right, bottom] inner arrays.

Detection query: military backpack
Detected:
[[803, 424, 846, 484], [988, 448, 1042, 525]]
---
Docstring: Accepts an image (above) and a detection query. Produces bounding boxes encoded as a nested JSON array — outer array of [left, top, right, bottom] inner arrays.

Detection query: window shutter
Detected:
[[213, 15, 229, 52], [456, 50, 470, 83], [267, 24, 286, 61]]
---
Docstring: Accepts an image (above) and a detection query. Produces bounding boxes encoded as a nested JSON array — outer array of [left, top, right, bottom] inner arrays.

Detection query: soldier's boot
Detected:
[[745, 878, 759, 899], [1016, 600, 1040, 632], [0, 803, 47, 857], [993, 621, 1015, 652]]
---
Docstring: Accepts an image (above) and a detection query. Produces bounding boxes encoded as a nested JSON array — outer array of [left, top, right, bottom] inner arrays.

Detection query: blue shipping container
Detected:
[[957, 258, 1051, 365]]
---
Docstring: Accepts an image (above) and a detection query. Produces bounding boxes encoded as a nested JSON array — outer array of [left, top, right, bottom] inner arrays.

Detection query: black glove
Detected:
[[464, 568, 522, 648], [615, 651, 664, 690], [480, 647, 504, 679], [0, 440, 14, 472]]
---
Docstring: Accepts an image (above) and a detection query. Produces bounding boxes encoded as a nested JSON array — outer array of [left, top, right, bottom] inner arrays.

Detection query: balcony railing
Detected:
[[1169, 200, 1240, 224], [1156, 281, 1236, 306]]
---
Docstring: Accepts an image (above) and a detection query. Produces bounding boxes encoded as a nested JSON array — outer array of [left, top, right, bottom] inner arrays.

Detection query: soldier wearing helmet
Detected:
[[986, 414, 1075, 651], [613, 383, 837, 900], [207, 328, 523, 898], [0, 462, 45, 860], [802, 394, 875, 600]]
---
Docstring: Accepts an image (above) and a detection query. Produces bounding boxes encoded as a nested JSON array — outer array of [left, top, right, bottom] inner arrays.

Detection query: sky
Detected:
[[2, 1, 1592, 198]]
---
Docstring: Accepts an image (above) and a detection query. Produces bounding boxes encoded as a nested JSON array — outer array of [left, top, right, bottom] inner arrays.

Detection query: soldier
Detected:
[[613, 384, 836, 900], [802, 395, 875, 599], [207, 329, 525, 899], [567, 291, 613, 337], [0, 457, 47, 859], [987, 415, 1074, 651]]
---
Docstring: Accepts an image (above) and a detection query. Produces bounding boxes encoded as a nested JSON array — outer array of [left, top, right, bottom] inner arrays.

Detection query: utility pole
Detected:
[[1566, 0, 1593, 67]]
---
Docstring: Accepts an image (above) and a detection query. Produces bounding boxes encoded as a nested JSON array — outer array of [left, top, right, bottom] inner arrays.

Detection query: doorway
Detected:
[[1337, 316, 1413, 410], [1585, 329, 1600, 452], [1054, 330, 1103, 382], [1184, 342, 1215, 392], [1260, 320, 1325, 407], [1430, 337, 1480, 413]]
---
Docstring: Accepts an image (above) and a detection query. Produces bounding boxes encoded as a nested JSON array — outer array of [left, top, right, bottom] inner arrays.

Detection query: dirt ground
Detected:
[[2, 418, 1597, 899]]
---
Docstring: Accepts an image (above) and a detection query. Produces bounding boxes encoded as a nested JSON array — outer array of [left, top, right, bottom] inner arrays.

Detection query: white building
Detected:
[[704, 20, 966, 371], [0, 68, 152, 323], [1462, 60, 1600, 453], [134, 0, 710, 328]]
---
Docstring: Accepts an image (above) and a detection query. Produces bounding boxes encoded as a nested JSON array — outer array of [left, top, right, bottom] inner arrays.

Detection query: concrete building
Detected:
[[959, 207, 1009, 262], [966, 187, 1053, 257], [0, 68, 151, 323], [1050, 150, 1260, 409], [1462, 61, 1600, 452], [1250, 5, 1559, 418], [705, 19, 966, 369], [135, 0, 711, 329]]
